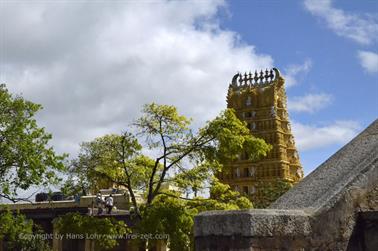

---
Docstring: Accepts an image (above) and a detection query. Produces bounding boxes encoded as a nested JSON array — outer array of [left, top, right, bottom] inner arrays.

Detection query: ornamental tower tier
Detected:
[[219, 68, 303, 204]]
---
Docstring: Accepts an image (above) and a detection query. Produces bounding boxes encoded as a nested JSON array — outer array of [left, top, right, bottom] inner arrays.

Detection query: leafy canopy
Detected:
[[66, 103, 270, 209], [0, 208, 51, 251], [64, 103, 271, 250], [0, 84, 66, 202], [63, 133, 142, 196], [54, 213, 129, 251], [253, 179, 293, 208], [138, 196, 195, 251]]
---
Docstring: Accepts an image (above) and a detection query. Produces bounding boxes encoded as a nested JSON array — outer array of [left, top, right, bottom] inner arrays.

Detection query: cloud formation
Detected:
[[357, 50, 378, 74], [1, 1, 273, 156], [292, 120, 361, 151], [288, 93, 333, 113], [304, 0, 378, 45], [283, 59, 312, 87], [0, 0, 363, 162]]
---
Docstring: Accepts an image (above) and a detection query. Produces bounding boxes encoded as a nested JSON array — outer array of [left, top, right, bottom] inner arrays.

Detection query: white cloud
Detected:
[[304, 0, 378, 45], [292, 120, 361, 151], [283, 59, 312, 87], [288, 93, 333, 113], [0, 1, 273, 157], [357, 50, 378, 74]]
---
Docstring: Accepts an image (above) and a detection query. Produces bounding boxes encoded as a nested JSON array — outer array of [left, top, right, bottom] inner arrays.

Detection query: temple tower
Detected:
[[219, 68, 303, 203]]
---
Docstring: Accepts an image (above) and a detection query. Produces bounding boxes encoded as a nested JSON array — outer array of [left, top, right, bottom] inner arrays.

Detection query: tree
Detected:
[[253, 179, 293, 208], [133, 103, 270, 210], [53, 213, 129, 251], [191, 178, 253, 211], [137, 196, 195, 251], [0, 208, 51, 251], [62, 134, 141, 196], [0, 84, 66, 202], [137, 179, 254, 251], [63, 133, 151, 211], [65, 103, 271, 250], [136, 179, 254, 251]]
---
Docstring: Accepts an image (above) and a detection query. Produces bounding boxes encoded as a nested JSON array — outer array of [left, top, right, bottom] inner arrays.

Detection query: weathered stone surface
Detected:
[[271, 119, 378, 212], [195, 209, 311, 237], [195, 119, 378, 251]]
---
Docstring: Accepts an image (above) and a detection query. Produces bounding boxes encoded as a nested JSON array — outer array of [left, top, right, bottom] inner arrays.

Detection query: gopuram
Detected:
[[218, 68, 303, 204]]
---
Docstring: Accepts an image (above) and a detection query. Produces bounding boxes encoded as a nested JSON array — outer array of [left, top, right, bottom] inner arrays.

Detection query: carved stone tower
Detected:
[[219, 68, 303, 202]]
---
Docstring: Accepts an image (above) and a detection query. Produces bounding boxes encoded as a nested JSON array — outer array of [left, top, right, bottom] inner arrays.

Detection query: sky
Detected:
[[1, 0, 377, 181]]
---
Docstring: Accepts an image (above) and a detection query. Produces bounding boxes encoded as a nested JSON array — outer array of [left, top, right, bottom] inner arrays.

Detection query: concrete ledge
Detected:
[[194, 209, 312, 237], [2, 193, 130, 211]]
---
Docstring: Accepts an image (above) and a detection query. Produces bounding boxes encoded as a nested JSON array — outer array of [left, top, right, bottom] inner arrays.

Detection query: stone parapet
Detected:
[[195, 209, 311, 237], [195, 119, 378, 251]]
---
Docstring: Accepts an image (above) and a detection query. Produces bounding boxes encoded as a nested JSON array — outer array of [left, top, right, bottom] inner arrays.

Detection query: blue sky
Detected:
[[220, 0, 378, 173], [1, 0, 377, 181]]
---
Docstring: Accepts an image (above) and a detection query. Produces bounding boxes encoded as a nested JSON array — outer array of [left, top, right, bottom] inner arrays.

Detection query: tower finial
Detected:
[[259, 70, 264, 83], [230, 68, 281, 87], [265, 69, 269, 82], [231, 73, 240, 86], [273, 68, 281, 78]]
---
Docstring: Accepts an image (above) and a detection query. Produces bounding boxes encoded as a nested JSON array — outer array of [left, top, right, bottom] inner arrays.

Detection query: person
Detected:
[[95, 192, 104, 215], [105, 194, 114, 214], [74, 194, 81, 205]]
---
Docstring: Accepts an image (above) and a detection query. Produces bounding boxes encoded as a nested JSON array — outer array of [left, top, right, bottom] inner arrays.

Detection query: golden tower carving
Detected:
[[219, 68, 303, 203]]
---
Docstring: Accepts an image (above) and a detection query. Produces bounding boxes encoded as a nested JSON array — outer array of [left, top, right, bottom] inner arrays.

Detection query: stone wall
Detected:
[[195, 119, 378, 251]]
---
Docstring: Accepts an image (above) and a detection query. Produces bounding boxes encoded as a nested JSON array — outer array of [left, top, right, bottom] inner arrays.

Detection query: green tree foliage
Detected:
[[194, 178, 253, 210], [63, 133, 142, 196], [0, 208, 51, 251], [63, 133, 154, 214], [138, 196, 194, 251], [134, 103, 270, 208], [139, 180, 253, 251], [53, 212, 130, 251], [64, 103, 271, 250], [253, 179, 293, 208], [0, 84, 66, 202]]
